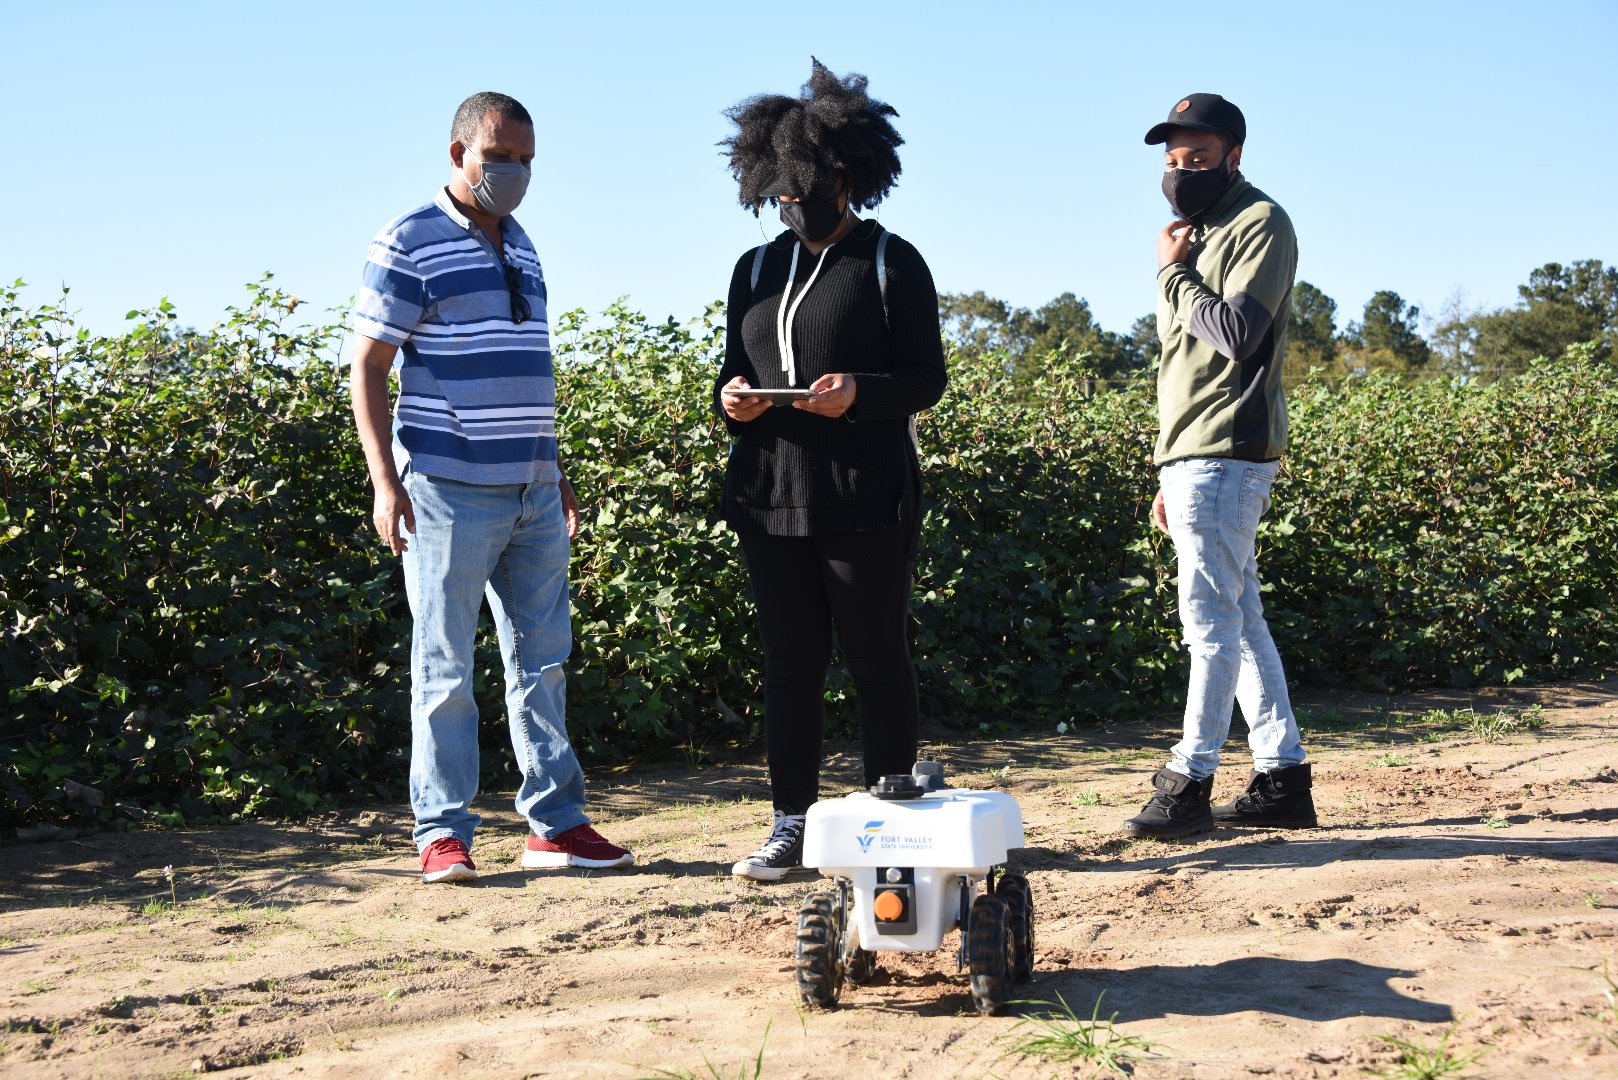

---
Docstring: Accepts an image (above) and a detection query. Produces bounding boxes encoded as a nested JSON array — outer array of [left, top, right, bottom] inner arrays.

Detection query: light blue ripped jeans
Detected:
[[400, 472, 589, 851], [1159, 457, 1306, 781]]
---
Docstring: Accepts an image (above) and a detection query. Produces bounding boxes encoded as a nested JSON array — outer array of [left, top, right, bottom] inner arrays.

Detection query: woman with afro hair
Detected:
[[715, 60, 947, 881]]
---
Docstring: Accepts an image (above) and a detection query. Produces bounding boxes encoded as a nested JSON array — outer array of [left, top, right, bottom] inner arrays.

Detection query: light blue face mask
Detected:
[[465, 153, 531, 217]]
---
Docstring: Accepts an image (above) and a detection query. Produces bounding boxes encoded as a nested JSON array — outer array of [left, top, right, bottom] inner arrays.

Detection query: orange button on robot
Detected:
[[873, 889, 906, 922]]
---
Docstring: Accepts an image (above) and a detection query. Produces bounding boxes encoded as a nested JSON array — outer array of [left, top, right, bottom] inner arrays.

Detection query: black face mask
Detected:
[[779, 193, 845, 243], [1162, 157, 1234, 221]]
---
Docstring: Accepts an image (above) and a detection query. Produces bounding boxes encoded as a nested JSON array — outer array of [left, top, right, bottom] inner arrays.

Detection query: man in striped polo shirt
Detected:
[[350, 91, 632, 883]]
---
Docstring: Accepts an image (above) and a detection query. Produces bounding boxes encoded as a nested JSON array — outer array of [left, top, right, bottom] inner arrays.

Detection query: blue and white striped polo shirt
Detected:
[[352, 188, 559, 485]]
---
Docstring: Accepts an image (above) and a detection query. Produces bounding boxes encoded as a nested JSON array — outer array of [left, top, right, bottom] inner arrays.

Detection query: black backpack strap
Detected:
[[875, 227, 893, 325], [749, 243, 769, 295], [872, 227, 919, 454]]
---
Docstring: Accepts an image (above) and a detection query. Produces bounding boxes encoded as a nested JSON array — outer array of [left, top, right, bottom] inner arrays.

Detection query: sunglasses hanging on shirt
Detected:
[[502, 263, 532, 325]]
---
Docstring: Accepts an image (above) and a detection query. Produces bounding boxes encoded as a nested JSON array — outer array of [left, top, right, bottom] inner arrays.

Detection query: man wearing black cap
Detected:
[[1123, 93, 1317, 839]]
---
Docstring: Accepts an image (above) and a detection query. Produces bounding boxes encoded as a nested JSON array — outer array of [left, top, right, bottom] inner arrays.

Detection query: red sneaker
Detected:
[[420, 837, 478, 884], [521, 824, 633, 869]]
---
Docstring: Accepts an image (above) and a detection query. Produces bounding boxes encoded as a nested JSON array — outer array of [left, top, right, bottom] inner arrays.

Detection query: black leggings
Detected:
[[738, 514, 921, 814]]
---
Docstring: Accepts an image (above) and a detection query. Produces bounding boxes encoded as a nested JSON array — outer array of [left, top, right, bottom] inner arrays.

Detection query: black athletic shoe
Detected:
[[1212, 763, 1319, 828], [1123, 768, 1214, 839], [731, 809, 807, 881]]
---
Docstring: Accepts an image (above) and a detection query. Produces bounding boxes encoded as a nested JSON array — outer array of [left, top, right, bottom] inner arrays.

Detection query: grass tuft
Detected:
[[1365, 1024, 1484, 1079], [996, 992, 1163, 1077], [642, 1020, 769, 1080], [1407, 705, 1548, 743], [1596, 957, 1618, 1046]]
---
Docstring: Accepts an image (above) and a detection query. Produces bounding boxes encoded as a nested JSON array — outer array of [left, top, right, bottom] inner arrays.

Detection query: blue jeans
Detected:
[[400, 472, 589, 850], [1159, 458, 1306, 781]]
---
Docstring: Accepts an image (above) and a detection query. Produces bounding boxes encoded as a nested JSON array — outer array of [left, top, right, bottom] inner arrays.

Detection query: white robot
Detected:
[[794, 760, 1033, 1015]]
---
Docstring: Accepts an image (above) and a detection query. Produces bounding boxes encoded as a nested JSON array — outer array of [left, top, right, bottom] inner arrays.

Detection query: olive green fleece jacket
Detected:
[[1154, 175, 1298, 464]]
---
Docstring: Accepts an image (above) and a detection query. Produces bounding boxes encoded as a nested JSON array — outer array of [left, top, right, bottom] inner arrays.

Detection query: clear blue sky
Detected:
[[4, 1, 1614, 345]]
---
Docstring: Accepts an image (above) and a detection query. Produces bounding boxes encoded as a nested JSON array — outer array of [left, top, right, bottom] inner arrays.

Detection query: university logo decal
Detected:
[[855, 821, 884, 851]]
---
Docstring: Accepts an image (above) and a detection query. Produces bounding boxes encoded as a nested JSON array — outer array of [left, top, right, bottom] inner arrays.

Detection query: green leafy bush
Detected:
[[1, 279, 407, 828], [2, 278, 1614, 831], [1275, 352, 1618, 687], [550, 301, 754, 759]]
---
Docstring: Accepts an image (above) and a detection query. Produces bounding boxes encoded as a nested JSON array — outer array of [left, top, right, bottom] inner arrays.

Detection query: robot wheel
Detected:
[[995, 872, 1036, 983], [795, 891, 845, 1007], [967, 892, 1012, 1015]]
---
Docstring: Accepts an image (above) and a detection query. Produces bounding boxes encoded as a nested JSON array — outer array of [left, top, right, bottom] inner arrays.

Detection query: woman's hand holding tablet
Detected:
[[719, 376, 773, 422]]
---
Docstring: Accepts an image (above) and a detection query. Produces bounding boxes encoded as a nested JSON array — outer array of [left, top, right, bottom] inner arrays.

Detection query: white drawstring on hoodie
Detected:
[[774, 240, 835, 386]]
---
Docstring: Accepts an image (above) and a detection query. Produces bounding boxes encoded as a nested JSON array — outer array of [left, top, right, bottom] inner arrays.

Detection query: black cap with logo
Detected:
[[1144, 93, 1246, 146]]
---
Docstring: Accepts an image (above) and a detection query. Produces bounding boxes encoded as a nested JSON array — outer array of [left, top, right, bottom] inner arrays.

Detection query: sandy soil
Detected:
[[4, 678, 1618, 1079]]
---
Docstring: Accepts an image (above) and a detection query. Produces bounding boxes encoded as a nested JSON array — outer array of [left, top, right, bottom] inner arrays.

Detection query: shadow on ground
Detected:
[[1025, 828, 1618, 876], [1038, 955, 1454, 1024]]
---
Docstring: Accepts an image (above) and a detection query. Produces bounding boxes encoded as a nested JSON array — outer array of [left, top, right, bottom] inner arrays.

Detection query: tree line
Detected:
[[940, 259, 1616, 388]]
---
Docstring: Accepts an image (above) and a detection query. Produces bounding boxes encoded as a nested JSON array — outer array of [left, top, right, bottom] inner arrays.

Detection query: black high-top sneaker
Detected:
[[1212, 763, 1318, 828], [1122, 768, 1214, 839], [730, 808, 807, 881]]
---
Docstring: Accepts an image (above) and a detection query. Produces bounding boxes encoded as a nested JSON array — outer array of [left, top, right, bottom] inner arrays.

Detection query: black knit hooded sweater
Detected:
[[714, 220, 947, 536]]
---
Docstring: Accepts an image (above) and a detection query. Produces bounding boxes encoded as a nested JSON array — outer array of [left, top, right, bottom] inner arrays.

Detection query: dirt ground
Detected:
[[4, 678, 1618, 1080]]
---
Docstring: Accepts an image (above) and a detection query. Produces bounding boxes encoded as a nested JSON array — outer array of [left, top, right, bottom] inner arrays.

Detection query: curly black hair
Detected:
[[720, 58, 903, 212]]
